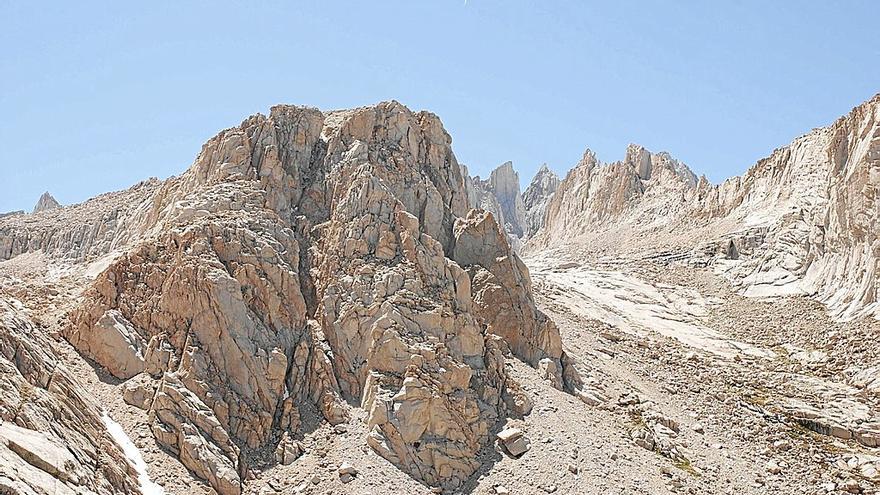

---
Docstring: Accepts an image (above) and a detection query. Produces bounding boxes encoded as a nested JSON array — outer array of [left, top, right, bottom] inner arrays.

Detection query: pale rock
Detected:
[[122, 373, 156, 410], [143, 335, 175, 377], [530, 94, 880, 322], [1, 179, 161, 262], [772, 439, 790, 451], [461, 161, 528, 248], [452, 209, 586, 396], [18, 101, 589, 494], [497, 427, 530, 457], [338, 461, 358, 483], [67, 309, 145, 379], [840, 478, 861, 493], [274, 432, 304, 465], [534, 146, 698, 251], [0, 422, 85, 484]]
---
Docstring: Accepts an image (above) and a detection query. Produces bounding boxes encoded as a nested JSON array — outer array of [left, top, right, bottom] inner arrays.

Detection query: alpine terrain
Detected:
[[1, 94, 878, 495]]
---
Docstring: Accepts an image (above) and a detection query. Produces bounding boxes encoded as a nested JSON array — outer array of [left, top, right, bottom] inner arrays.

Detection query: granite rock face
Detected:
[[703, 94, 880, 320], [535, 144, 699, 246], [0, 180, 161, 262], [46, 102, 584, 493], [461, 162, 527, 248], [487, 162, 528, 238]]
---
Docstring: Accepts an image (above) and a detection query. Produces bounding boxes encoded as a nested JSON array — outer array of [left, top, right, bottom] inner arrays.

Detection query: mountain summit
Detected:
[[31, 191, 60, 213]]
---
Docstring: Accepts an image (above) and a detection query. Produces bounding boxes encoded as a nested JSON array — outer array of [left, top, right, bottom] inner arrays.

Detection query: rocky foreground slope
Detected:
[[0, 299, 141, 494], [0, 102, 589, 494]]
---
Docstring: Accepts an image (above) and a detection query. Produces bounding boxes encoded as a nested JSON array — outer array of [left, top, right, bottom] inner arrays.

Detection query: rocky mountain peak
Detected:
[[461, 161, 528, 245], [576, 148, 600, 170], [522, 164, 561, 238], [654, 151, 698, 187], [524, 164, 560, 199], [32, 191, 60, 213], [487, 161, 527, 238], [625, 144, 653, 179], [0, 101, 591, 494], [622, 144, 697, 186]]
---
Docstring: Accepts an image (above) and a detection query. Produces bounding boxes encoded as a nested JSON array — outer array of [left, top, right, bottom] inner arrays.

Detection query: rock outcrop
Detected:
[[0, 210, 24, 219], [43, 101, 585, 493], [696, 94, 880, 320], [31, 192, 60, 214], [0, 299, 142, 494]]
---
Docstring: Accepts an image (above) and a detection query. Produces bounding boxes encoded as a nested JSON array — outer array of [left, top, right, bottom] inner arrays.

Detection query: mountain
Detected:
[[461, 161, 528, 248], [535, 144, 699, 247], [31, 191, 60, 214], [521, 163, 560, 238], [460, 161, 563, 249], [530, 94, 880, 321], [0, 102, 589, 494], [2, 95, 879, 495]]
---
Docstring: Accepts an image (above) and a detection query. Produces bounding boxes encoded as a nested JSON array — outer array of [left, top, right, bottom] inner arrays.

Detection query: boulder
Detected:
[[274, 432, 304, 465], [497, 427, 530, 457], [67, 309, 145, 379]]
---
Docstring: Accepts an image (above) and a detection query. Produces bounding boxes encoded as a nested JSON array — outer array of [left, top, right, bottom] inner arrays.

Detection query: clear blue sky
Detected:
[[2, 1, 878, 212]]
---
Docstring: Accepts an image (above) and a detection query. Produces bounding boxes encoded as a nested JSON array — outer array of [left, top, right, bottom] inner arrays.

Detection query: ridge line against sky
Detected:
[[2, 1, 879, 212]]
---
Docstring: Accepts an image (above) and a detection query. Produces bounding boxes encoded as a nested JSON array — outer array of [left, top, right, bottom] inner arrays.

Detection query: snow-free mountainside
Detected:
[[1, 94, 878, 495]]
